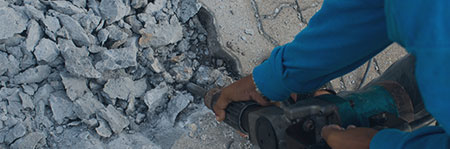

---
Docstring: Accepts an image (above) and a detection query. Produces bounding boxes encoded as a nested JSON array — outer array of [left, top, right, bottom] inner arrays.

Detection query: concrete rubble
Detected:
[[0, 0, 248, 148]]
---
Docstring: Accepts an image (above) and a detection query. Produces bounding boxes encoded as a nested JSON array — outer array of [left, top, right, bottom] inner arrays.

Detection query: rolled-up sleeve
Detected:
[[253, 0, 392, 101]]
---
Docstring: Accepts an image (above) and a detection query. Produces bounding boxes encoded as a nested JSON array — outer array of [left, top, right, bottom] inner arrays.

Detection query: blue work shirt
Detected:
[[252, 0, 450, 148]]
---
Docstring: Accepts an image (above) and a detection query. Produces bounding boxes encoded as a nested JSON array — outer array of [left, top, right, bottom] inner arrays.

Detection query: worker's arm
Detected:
[[252, 0, 392, 101], [213, 0, 393, 121]]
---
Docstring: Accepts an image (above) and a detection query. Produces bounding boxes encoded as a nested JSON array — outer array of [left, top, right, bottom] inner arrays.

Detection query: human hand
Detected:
[[213, 74, 270, 121], [321, 125, 378, 149]]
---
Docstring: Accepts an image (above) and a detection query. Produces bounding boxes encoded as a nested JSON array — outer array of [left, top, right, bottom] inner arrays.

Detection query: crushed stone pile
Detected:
[[0, 0, 244, 148]]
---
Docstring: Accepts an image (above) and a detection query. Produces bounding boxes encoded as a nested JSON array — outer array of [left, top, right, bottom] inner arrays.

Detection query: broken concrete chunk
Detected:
[[21, 84, 36, 95], [34, 84, 54, 102], [5, 122, 27, 144], [88, 45, 107, 54], [79, 11, 101, 33], [103, 77, 135, 100], [34, 38, 59, 62], [19, 92, 34, 109], [49, 92, 76, 124], [42, 15, 61, 40], [96, 118, 112, 138], [144, 82, 170, 112], [50, 1, 86, 15], [72, 0, 87, 8], [24, 4, 45, 21], [97, 29, 109, 45], [0, 7, 28, 40], [125, 15, 143, 33], [98, 105, 130, 134], [137, 13, 157, 28], [95, 47, 138, 72], [105, 25, 129, 48], [74, 96, 105, 120], [171, 65, 194, 82], [139, 16, 183, 48], [7, 101, 24, 118], [131, 0, 147, 9], [10, 132, 46, 149], [57, 14, 92, 47], [175, 0, 202, 23], [25, 20, 44, 52], [145, 0, 167, 14], [20, 47, 37, 70], [0, 52, 7, 76], [0, 0, 7, 8], [60, 40, 101, 78], [99, 0, 130, 23], [12, 65, 51, 84], [167, 92, 193, 125], [134, 78, 147, 97], [60, 72, 92, 101], [150, 58, 165, 73]]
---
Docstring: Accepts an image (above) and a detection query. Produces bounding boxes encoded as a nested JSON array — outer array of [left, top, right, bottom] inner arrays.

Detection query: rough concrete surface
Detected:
[[0, 0, 407, 149]]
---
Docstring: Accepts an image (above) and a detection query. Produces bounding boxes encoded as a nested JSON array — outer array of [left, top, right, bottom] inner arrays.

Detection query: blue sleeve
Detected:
[[370, 0, 450, 149], [252, 0, 392, 101]]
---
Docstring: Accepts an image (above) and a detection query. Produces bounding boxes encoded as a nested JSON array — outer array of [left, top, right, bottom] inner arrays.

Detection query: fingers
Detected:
[[213, 95, 231, 121]]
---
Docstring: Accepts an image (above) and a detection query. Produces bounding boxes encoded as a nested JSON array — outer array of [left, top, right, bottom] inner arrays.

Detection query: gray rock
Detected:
[[0, 0, 7, 8], [19, 46, 37, 70], [95, 46, 137, 72], [171, 65, 194, 82], [0, 7, 28, 40], [60, 40, 101, 78], [74, 96, 105, 120], [2, 34, 25, 47], [6, 46, 23, 60], [35, 100, 54, 128], [175, 0, 201, 23], [130, 0, 147, 9], [98, 105, 130, 134], [21, 84, 36, 95], [34, 38, 59, 62], [7, 101, 23, 118], [24, 4, 45, 21], [144, 82, 170, 112], [138, 16, 183, 48], [167, 92, 193, 124], [79, 10, 102, 33], [95, 118, 112, 138], [108, 133, 161, 149], [25, 20, 44, 52], [134, 78, 147, 97], [18, 92, 34, 109], [49, 93, 76, 124], [105, 25, 128, 48], [88, 45, 107, 53], [99, 0, 130, 23], [150, 58, 165, 73], [58, 14, 92, 47], [12, 65, 51, 84], [103, 77, 135, 100], [72, 0, 87, 8], [195, 65, 222, 85], [144, 0, 166, 14], [60, 72, 92, 101], [42, 15, 61, 41], [97, 29, 109, 45], [0, 52, 7, 76], [50, 1, 86, 15], [125, 15, 143, 33], [135, 113, 145, 124], [34, 84, 54, 102], [137, 13, 157, 28], [5, 122, 27, 144], [10, 132, 46, 149]]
